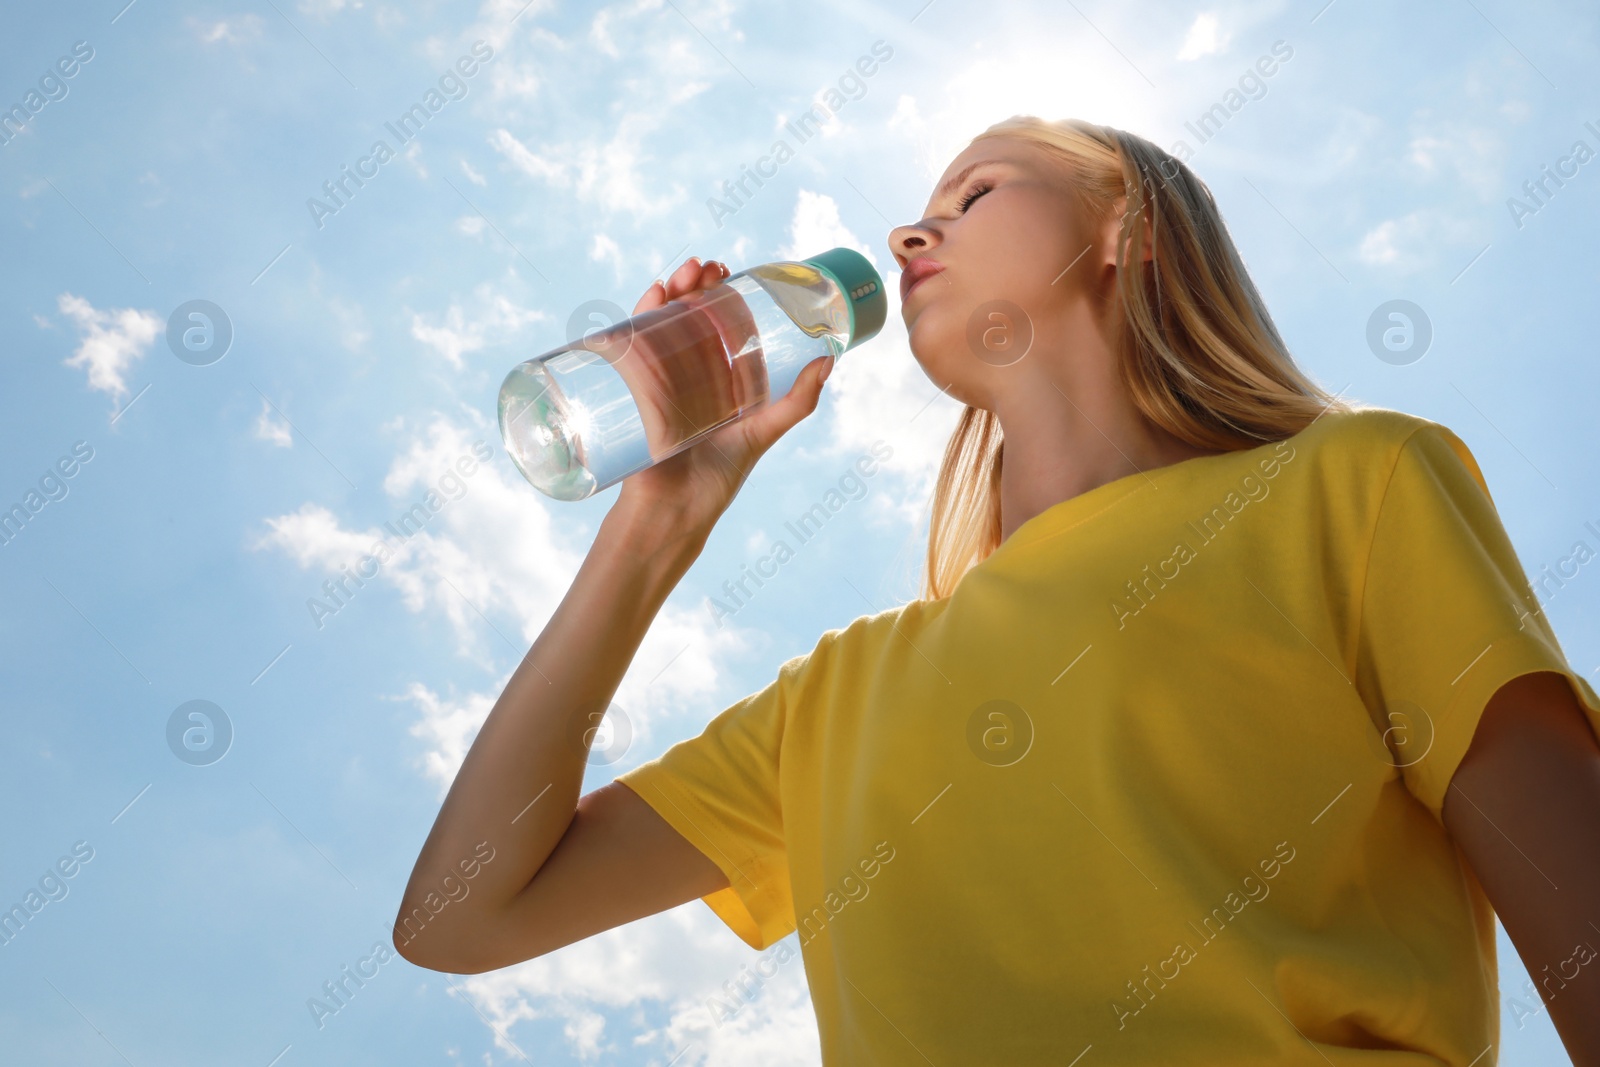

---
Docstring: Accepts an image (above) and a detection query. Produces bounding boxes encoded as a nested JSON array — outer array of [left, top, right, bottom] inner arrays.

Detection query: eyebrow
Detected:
[[933, 159, 1006, 205]]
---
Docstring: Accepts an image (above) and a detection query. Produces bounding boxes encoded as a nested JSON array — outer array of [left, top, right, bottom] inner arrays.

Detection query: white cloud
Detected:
[[1355, 209, 1479, 273], [460, 159, 488, 186], [1358, 219, 1402, 265], [488, 128, 563, 182], [1408, 134, 1448, 173], [474, 0, 752, 221], [187, 15, 264, 45], [478, 0, 555, 29], [301, 264, 370, 353], [488, 60, 543, 101], [401, 139, 426, 178], [327, 295, 370, 352], [592, 1, 646, 60], [409, 305, 480, 368], [589, 5, 627, 60], [396, 682, 494, 795], [56, 293, 162, 403], [455, 214, 487, 238], [589, 232, 623, 276], [1294, 107, 1386, 178], [1404, 125, 1503, 200], [563, 1006, 606, 1059], [776, 190, 875, 269], [800, 91, 846, 141], [887, 94, 922, 135], [454, 907, 821, 1066], [254, 397, 294, 448], [408, 286, 546, 368], [137, 170, 166, 210], [256, 502, 373, 571], [257, 415, 749, 791], [1177, 13, 1229, 61], [297, 0, 362, 17], [489, 124, 686, 217]]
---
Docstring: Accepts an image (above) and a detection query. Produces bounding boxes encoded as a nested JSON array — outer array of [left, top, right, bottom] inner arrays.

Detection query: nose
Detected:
[[888, 221, 940, 270]]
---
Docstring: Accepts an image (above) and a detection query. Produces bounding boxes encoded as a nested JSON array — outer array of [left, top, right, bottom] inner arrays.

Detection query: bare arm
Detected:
[[392, 254, 834, 974], [391, 507, 723, 973], [1443, 670, 1600, 1061]]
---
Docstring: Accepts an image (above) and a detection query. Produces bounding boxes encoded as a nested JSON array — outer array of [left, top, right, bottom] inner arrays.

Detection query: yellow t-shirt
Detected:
[[616, 405, 1600, 1065]]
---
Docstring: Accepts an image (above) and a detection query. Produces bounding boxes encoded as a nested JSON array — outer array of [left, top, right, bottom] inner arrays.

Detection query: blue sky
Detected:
[[3, 0, 1598, 1063]]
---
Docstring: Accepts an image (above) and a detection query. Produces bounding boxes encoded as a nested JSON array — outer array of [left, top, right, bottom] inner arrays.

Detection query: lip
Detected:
[[900, 257, 946, 300]]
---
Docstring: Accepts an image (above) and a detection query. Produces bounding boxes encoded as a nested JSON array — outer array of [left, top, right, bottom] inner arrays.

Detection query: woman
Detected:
[[394, 117, 1600, 1063]]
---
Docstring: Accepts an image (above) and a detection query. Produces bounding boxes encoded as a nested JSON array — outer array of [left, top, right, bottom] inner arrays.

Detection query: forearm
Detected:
[[1481, 781, 1600, 1058], [393, 502, 706, 963], [1445, 671, 1600, 1061], [1498, 768, 1600, 1057]]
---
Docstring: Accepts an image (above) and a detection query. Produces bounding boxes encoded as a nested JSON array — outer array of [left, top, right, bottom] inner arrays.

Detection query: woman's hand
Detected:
[[611, 255, 834, 548]]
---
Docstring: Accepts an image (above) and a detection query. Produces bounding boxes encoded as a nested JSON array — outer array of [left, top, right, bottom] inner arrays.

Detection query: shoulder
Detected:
[[1267, 405, 1497, 539], [1309, 404, 1450, 456], [792, 600, 924, 678], [1301, 405, 1505, 543], [1296, 404, 1480, 488], [822, 600, 922, 652]]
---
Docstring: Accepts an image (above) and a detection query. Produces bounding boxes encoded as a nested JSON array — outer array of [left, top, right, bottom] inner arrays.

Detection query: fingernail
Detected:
[[819, 358, 833, 384]]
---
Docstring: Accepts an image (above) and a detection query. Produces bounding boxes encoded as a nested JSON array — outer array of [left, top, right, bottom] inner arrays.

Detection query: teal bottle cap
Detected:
[[802, 247, 887, 352]]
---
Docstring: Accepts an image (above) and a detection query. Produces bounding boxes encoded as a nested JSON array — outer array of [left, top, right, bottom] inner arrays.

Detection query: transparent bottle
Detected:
[[498, 247, 887, 501]]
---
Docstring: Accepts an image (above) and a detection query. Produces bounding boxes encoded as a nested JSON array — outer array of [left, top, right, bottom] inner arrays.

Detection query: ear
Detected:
[[1104, 195, 1155, 266]]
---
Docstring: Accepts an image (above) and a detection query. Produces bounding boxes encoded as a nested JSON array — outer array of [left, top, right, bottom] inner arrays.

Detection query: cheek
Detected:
[[904, 298, 989, 402], [1022, 228, 1091, 293], [966, 221, 1083, 322]]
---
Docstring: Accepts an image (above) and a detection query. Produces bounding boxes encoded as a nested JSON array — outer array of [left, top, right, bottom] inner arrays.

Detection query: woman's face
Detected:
[[888, 135, 1118, 408]]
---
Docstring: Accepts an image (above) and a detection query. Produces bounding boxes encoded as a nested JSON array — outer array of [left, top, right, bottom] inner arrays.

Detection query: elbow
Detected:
[[391, 903, 466, 973], [398, 943, 523, 976], [390, 904, 526, 975], [392, 927, 433, 970], [391, 922, 443, 971], [392, 927, 493, 974]]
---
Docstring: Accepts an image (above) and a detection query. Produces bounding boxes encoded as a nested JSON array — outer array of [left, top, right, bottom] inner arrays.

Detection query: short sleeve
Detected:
[[1354, 422, 1600, 826], [613, 656, 806, 950]]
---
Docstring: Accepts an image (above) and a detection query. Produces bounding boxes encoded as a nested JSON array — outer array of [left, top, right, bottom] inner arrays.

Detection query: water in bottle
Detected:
[[498, 247, 887, 501]]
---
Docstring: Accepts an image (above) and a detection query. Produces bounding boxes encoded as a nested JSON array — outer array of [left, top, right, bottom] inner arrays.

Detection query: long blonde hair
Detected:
[[920, 116, 1352, 601]]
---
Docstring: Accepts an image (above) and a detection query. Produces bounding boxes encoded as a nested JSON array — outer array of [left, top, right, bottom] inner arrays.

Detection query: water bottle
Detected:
[[497, 247, 887, 501]]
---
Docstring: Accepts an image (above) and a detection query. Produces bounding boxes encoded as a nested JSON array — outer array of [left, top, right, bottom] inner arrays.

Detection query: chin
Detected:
[[907, 350, 980, 407]]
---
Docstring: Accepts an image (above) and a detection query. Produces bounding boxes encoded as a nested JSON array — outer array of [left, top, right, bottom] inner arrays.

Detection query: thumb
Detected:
[[742, 354, 834, 454]]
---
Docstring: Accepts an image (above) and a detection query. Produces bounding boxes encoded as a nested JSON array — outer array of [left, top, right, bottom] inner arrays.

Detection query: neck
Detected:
[[991, 352, 1217, 544]]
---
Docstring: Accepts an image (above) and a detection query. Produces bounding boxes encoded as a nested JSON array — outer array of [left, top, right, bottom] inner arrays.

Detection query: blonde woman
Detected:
[[395, 117, 1600, 1063]]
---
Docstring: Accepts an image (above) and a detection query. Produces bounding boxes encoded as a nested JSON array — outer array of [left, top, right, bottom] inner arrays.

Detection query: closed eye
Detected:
[[956, 181, 992, 213]]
